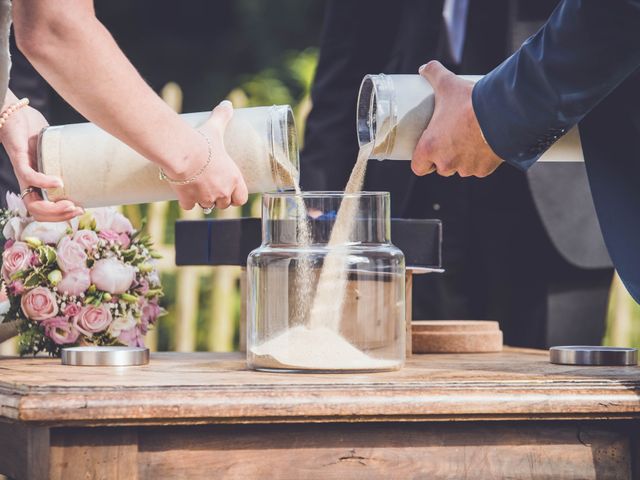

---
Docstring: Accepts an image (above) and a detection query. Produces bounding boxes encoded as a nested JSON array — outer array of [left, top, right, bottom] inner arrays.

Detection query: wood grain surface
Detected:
[[1, 349, 639, 425], [135, 422, 633, 480], [19, 421, 637, 480]]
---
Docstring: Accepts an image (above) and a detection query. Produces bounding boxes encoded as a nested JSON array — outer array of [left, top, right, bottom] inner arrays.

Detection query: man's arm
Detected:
[[411, 0, 640, 177], [473, 0, 640, 169]]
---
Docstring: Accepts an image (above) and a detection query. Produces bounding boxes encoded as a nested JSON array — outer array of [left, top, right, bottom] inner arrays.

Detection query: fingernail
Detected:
[[220, 100, 232, 108], [418, 64, 427, 73]]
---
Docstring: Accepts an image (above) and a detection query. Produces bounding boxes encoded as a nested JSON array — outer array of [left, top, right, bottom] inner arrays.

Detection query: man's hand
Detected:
[[411, 61, 503, 178]]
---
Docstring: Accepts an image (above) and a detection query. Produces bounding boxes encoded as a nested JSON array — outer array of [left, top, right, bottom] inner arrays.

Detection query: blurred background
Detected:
[[1, 0, 638, 354]]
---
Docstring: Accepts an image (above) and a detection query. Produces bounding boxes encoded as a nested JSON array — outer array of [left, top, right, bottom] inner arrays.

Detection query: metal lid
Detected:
[[549, 346, 637, 366], [61, 346, 149, 366]]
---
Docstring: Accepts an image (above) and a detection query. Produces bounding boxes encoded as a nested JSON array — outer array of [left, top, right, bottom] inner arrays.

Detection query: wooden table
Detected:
[[1, 349, 639, 479]]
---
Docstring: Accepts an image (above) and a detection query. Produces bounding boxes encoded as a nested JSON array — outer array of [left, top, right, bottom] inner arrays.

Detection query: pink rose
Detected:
[[8, 281, 25, 295], [41, 317, 80, 345], [117, 233, 131, 249], [73, 230, 99, 251], [111, 213, 134, 234], [91, 258, 135, 294], [2, 241, 34, 282], [21, 221, 68, 245], [56, 236, 87, 272], [21, 287, 59, 320], [98, 230, 120, 243], [63, 303, 82, 317], [73, 305, 112, 335], [56, 268, 91, 296], [118, 326, 145, 348], [141, 300, 162, 330], [136, 278, 150, 295]]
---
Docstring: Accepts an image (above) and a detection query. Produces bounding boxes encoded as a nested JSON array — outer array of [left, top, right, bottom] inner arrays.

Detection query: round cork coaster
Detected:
[[412, 320, 503, 353]]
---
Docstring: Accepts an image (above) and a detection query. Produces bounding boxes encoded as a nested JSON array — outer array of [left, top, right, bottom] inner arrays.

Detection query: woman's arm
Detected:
[[12, 0, 248, 210], [0, 88, 81, 220]]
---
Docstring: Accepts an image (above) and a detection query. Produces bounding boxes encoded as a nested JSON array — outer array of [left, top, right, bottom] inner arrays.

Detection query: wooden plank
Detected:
[[137, 422, 632, 480], [49, 427, 138, 480], [1, 351, 639, 425], [405, 270, 412, 357], [0, 420, 50, 480]]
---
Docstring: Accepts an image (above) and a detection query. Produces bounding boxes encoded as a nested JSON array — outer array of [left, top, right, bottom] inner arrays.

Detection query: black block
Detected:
[[175, 218, 442, 268]]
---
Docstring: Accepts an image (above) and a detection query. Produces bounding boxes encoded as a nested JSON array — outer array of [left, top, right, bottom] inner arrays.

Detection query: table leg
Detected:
[[0, 421, 49, 480]]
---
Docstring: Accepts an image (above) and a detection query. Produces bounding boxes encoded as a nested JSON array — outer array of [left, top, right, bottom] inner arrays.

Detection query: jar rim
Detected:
[[264, 190, 390, 199]]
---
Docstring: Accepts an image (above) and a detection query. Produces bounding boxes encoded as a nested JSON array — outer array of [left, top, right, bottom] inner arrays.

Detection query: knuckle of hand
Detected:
[[440, 157, 454, 171]]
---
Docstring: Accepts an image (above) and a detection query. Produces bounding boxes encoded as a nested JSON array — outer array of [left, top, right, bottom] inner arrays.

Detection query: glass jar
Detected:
[[357, 74, 480, 160], [37, 105, 299, 207], [247, 191, 405, 373]]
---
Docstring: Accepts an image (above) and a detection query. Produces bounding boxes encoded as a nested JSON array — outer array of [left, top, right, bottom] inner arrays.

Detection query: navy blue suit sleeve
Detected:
[[472, 0, 640, 169]]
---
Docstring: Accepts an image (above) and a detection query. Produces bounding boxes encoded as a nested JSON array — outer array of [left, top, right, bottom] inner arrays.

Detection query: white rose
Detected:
[[6, 192, 28, 218], [108, 312, 136, 337], [68, 216, 80, 232], [0, 299, 10, 321], [111, 212, 134, 234], [89, 207, 117, 232], [147, 271, 160, 287], [3, 216, 29, 240], [91, 258, 135, 294], [21, 221, 68, 245]]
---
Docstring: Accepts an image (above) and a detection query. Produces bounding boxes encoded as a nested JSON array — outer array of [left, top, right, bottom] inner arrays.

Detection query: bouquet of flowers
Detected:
[[0, 192, 165, 356]]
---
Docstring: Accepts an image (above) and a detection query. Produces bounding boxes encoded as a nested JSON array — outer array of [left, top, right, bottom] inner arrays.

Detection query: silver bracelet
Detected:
[[158, 130, 212, 185]]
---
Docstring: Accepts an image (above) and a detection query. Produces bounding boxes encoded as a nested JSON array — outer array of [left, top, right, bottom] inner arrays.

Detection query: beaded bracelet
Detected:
[[0, 98, 29, 129]]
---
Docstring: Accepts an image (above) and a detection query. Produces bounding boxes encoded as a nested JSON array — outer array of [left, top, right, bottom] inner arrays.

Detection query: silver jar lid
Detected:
[[549, 346, 637, 366], [61, 346, 149, 366]]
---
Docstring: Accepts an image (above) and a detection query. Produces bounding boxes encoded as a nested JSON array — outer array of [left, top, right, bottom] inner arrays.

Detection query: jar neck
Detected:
[[262, 192, 391, 246]]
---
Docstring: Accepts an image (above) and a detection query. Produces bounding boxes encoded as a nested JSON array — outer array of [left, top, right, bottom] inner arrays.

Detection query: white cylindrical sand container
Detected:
[[356, 74, 582, 162], [37, 105, 299, 208]]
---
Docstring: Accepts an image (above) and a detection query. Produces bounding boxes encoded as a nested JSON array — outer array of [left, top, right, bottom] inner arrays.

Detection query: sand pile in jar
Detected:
[[251, 326, 397, 371], [250, 143, 399, 371]]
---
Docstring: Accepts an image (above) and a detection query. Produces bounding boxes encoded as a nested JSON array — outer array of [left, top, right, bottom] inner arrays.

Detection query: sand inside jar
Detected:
[[250, 325, 398, 371]]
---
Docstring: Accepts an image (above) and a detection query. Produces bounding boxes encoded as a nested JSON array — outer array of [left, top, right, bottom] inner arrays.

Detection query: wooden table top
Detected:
[[1, 349, 639, 426]]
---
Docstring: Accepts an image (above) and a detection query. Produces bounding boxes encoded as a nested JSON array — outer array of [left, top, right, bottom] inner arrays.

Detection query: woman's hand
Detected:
[[168, 100, 249, 211], [0, 103, 83, 221]]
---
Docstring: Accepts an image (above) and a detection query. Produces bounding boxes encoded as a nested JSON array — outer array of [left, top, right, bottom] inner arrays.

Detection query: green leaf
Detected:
[[9, 270, 26, 282], [23, 272, 44, 288], [38, 245, 57, 265], [121, 293, 138, 303]]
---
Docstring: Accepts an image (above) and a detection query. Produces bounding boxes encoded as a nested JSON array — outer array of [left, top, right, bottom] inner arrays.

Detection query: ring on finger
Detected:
[[20, 186, 38, 199], [198, 201, 216, 215]]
